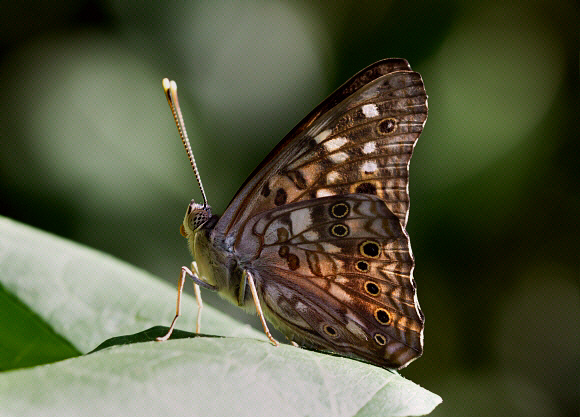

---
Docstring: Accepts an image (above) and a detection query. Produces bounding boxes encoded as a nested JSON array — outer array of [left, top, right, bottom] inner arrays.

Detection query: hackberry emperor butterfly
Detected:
[[158, 58, 427, 369]]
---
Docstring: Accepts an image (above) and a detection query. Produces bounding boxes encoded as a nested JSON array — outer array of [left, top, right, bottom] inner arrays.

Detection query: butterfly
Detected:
[[158, 58, 427, 369]]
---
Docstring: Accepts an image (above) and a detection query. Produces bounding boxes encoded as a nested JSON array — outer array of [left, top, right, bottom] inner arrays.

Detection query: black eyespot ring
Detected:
[[356, 261, 370, 272], [330, 202, 349, 219], [359, 240, 381, 258], [374, 308, 391, 325], [364, 281, 380, 296], [330, 223, 349, 237], [374, 333, 387, 346], [323, 324, 338, 337]]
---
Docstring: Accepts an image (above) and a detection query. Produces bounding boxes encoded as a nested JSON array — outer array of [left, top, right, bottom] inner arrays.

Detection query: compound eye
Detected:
[[185, 203, 212, 232], [190, 211, 210, 230]]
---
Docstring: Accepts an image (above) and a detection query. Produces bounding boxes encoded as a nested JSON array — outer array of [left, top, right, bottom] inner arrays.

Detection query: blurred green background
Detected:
[[0, 1, 577, 416]]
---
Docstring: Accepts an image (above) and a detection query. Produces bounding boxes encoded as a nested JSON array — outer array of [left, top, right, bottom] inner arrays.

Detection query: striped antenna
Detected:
[[162, 78, 208, 207]]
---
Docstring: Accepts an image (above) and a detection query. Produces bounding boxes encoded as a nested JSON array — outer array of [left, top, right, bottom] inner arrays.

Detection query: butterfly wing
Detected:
[[212, 58, 427, 368], [235, 194, 423, 369], [215, 58, 427, 237]]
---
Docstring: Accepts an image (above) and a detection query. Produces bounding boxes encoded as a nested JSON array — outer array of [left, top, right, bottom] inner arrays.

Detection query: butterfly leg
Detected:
[[244, 270, 279, 346], [193, 283, 202, 334], [189, 261, 204, 333], [156, 266, 188, 341], [157, 264, 213, 341]]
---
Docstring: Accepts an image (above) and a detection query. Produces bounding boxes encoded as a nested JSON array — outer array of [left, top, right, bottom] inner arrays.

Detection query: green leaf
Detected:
[[1, 338, 440, 417], [0, 216, 441, 416], [0, 215, 264, 363], [0, 283, 80, 370], [88, 326, 224, 353]]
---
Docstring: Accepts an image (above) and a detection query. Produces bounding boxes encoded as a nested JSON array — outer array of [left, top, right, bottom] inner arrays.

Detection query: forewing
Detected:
[[216, 58, 427, 237]]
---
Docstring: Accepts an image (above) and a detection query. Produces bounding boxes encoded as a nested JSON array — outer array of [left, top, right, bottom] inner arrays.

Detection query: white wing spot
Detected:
[[324, 136, 348, 152], [316, 189, 336, 198], [314, 129, 332, 144], [329, 152, 348, 163], [361, 161, 378, 173], [289, 208, 311, 236], [363, 141, 376, 154], [326, 171, 340, 184], [362, 104, 379, 118], [303, 230, 319, 241], [320, 242, 341, 253]]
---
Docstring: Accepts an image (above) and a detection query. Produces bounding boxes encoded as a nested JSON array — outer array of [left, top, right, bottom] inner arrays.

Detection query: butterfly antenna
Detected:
[[162, 78, 208, 207]]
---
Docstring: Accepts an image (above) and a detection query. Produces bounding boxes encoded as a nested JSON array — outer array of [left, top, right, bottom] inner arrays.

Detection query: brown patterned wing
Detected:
[[215, 58, 427, 237], [234, 194, 424, 369]]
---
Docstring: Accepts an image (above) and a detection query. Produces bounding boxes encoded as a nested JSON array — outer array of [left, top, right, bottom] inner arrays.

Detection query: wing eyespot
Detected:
[[356, 260, 370, 272], [359, 240, 381, 258], [364, 281, 380, 296], [374, 308, 391, 325], [323, 324, 339, 337], [330, 223, 349, 237], [374, 333, 387, 346], [329, 202, 349, 218]]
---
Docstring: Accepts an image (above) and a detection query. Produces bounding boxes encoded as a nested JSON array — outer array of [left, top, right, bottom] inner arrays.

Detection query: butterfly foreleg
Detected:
[[244, 270, 279, 346], [157, 263, 215, 341]]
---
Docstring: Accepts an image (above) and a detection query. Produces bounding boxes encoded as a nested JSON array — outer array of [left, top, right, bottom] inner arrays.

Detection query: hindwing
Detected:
[[234, 194, 423, 369]]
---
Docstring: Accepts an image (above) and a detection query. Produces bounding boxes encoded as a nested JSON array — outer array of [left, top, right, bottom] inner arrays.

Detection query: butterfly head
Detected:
[[180, 200, 212, 237]]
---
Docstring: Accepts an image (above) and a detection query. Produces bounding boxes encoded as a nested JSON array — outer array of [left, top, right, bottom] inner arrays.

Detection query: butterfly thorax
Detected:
[[188, 215, 248, 307]]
